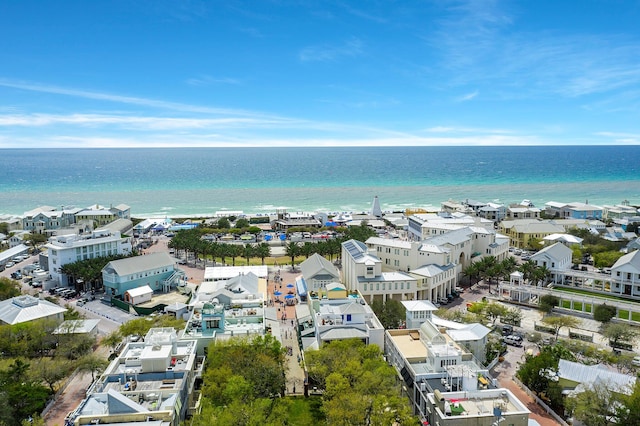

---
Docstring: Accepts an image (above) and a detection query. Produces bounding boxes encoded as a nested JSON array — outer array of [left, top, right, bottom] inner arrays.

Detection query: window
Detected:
[[364, 284, 367, 291], [346, 314, 352, 321]]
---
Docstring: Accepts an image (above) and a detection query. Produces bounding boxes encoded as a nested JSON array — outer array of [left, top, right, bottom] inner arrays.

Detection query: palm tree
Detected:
[[463, 262, 481, 287], [256, 242, 271, 265], [229, 244, 243, 266], [285, 241, 300, 268], [242, 244, 255, 265]]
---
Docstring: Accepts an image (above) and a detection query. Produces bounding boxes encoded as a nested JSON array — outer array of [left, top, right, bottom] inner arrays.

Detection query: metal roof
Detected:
[[0, 295, 66, 325], [103, 252, 175, 276], [299, 253, 339, 281]]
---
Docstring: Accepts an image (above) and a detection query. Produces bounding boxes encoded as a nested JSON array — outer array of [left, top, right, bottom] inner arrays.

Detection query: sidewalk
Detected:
[[266, 266, 307, 395]]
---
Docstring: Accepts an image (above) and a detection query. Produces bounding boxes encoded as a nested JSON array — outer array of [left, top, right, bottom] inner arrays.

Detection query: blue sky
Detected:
[[1, 0, 640, 148]]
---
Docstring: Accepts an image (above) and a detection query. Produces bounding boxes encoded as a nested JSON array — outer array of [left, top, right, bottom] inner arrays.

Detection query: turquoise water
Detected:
[[0, 146, 638, 217]]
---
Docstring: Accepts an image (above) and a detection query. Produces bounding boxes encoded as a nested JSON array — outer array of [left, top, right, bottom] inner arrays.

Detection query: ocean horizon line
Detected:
[[0, 144, 638, 150]]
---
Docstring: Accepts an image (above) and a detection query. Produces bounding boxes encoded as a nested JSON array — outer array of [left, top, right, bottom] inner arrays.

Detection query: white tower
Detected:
[[371, 196, 382, 218]]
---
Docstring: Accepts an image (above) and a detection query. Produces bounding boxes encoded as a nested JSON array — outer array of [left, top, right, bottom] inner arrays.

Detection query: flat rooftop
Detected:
[[432, 388, 529, 417]]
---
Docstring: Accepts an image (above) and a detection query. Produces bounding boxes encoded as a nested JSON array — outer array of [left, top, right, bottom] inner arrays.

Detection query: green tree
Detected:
[[565, 381, 618, 426], [541, 315, 581, 341], [539, 294, 560, 315], [370, 299, 406, 329], [306, 339, 415, 425], [202, 334, 286, 403], [77, 353, 109, 382], [593, 251, 625, 268], [593, 304, 617, 324], [23, 232, 47, 252], [32, 357, 72, 393], [616, 380, 640, 424], [0, 277, 22, 300], [235, 218, 250, 229], [484, 302, 508, 325], [516, 347, 563, 408], [502, 307, 523, 326], [217, 217, 231, 229], [602, 322, 639, 348], [285, 241, 300, 268], [255, 242, 271, 265]]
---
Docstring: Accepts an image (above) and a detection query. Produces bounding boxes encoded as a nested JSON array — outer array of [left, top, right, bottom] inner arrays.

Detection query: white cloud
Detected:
[[0, 79, 273, 118], [185, 75, 241, 86], [456, 91, 478, 102], [299, 38, 364, 62]]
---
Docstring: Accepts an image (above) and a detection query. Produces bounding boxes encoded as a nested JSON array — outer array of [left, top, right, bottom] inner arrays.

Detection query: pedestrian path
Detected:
[[266, 266, 307, 396]]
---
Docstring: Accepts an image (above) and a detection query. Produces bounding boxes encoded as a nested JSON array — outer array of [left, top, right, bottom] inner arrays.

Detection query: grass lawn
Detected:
[[553, 287, 640, 304], [286, 396, 325, 425], [617, 309, 640, 322], [205, 254, 322, 267]]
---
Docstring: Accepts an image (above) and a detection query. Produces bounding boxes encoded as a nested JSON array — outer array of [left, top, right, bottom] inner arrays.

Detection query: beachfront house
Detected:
[[545, 201, 604, 220], [477, 202, 506, 222], [102, 252, 184, 297], [271, 210, 321, 231], [603, 203, 639, 220], [506, 204, 542, 220], [75, 206, 118, 227], [22, 206, 80, 234]]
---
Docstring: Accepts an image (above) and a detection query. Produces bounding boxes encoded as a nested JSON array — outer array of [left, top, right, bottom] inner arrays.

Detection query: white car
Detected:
[[5, 261, 14, 268], [632, 356, 640, 367]]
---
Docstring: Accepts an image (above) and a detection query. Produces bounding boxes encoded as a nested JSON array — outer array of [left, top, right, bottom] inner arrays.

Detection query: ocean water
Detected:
[[0, 146, 638, 217]]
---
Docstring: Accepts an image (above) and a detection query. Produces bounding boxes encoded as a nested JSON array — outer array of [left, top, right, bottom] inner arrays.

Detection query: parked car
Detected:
[[5, 261, 14, 268], [632, 356, 640, 367], [500, 325, 514, 336], [438, 297, 449, 305], [504, 335, 523, 347]]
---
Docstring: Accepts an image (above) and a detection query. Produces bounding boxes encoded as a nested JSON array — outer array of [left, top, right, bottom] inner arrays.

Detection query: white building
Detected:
[[367, 226, 508, 280], [530, 242, 573, 272], [610, 249, 640, 297], [298, 253, 340, 292], [407, 212, 494, 241], [69, 327, 201, 426], [45, 229, 132, 286], [341, 239, 418, 302], [0, 295, 66, 325], [203, 265, 268, 282]]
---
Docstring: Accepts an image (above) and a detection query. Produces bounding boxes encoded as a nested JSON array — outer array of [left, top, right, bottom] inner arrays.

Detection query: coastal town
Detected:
[[1, 196, 640, 426]]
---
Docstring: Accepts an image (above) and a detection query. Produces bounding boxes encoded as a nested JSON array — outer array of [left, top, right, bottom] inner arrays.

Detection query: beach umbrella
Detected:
[[264, 235, 272, 241], [279, 234, 287, 241], [274, 291, 282, 296], [286, 283, 294, 288], [285, 294, 295, 299]]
